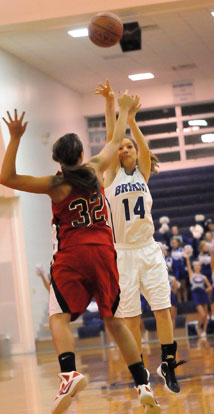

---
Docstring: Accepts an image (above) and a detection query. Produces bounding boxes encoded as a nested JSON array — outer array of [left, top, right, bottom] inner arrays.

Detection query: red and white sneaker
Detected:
[[135, 372, 161, 414], [52, 371, 88, 414]]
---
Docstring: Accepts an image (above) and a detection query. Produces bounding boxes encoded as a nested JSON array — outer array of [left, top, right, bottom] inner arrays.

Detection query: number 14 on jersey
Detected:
[[122, 196, 145, 221]]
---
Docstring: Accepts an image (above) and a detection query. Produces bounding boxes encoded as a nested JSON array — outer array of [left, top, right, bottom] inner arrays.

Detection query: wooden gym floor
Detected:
[[0, 336, 214, 414]]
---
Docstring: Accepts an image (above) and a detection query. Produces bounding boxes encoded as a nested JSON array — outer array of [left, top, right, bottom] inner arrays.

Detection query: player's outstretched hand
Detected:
[[118, 90, 135, 111], [128, 94, 141, 124], [95, 80, 114, 100], [2, 109, 28, 140]]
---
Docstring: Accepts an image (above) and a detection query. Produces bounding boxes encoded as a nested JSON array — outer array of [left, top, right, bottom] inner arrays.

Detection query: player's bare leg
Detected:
[[50, 313, 87, 414], [124, 315, 142, 354], [104, 316, 161, 412]]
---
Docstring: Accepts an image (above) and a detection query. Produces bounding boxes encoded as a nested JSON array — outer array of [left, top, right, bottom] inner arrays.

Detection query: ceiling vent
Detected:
[[119, 22, 141, 52]]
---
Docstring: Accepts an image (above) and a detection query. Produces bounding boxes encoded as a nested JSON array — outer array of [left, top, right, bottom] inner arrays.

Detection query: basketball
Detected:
[[88, 12, 123, 47]]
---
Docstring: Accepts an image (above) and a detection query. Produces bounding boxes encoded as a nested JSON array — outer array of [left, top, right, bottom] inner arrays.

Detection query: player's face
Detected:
[[118, 138, 137, 169]]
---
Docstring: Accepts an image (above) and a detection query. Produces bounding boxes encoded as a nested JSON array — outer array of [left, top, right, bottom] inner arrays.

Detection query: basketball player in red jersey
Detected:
[[0, 96, 161, 414]]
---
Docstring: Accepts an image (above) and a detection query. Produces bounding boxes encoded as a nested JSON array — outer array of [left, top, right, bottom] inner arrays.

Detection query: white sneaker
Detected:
[[135, 370, 161, 413], [52, 371, 88, 414]]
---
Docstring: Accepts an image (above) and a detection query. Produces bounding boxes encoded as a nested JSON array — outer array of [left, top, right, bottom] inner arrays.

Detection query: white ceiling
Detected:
[[0, 3, 214, 94]]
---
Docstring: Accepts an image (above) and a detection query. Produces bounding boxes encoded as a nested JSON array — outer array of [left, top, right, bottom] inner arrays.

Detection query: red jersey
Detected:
[[51, 186, 113, 251]]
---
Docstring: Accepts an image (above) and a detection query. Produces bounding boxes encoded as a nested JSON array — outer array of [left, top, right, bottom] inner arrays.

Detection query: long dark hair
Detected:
[[52, 133, 100, 195]]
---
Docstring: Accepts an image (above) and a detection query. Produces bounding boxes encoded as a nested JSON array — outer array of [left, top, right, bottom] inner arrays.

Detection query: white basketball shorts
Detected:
[[114, 238, 171, 318]]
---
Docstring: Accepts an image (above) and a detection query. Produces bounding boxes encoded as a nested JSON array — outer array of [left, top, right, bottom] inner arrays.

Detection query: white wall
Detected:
[[0, 48, 89, 341]]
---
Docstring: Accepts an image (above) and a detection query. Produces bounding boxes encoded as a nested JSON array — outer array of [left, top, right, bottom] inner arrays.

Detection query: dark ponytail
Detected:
[[150, 151, 159, 174], [52, 133, 100, 196]]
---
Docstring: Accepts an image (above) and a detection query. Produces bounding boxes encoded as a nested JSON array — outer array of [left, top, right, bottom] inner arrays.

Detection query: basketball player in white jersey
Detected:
[[96, 80, 186, 394]]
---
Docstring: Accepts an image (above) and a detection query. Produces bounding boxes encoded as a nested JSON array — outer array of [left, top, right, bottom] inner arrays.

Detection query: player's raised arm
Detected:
[[95, 79, 116, 142], [89, 92, 135, 180], [127, 95, 151, 183], [0, 110, 53, 194]]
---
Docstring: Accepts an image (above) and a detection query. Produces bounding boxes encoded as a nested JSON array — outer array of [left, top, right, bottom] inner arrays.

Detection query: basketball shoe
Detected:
[[157, 359, 186, 394], [157, 341, 187, 394], [135, 369, 161, 413], [52, 371, 88, 414]]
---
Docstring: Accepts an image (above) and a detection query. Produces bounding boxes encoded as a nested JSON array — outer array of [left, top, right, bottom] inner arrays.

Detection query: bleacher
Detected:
[[149, 165, 214, 237]]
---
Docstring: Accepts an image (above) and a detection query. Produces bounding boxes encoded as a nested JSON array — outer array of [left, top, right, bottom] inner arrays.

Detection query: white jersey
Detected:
[[105, 166, 154, 247]]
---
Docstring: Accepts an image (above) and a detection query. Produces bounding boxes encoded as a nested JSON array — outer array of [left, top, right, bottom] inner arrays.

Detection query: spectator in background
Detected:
[[170, 237, 188, 302], [170, 225, 192, 247], [204, 218, 214, 236], [204, 231, 214, 247], [161, 244, 178, 327], [186, 255, 212, 338], [159, 220, 192, 251], [198, 241, 212, 284]]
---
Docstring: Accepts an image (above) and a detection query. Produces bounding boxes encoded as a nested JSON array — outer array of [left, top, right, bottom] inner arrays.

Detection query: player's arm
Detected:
[[127, 95, 151, 183], [0, 110, 54, 194], [95, 79, 116, 143], [204, 276, 212, 292], [89, 92, 135, 181], [95, 80, 120, 186]]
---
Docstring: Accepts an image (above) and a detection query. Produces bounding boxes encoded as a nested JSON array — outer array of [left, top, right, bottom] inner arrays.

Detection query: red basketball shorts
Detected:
[[49, 244, 120, 321]]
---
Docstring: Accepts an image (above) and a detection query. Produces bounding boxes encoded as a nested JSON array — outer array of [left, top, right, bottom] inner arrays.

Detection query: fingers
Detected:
[[2, 110, 27, 128], [6, 111, 13, 122], [2, 116, 9, 126], [23, 121, 28, 133], [98, 82, 105, 89], [19, 111, 25, 122]]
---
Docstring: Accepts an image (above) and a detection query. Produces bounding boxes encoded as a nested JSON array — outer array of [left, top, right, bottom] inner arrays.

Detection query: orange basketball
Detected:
[[88, 12, 123, 47]]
